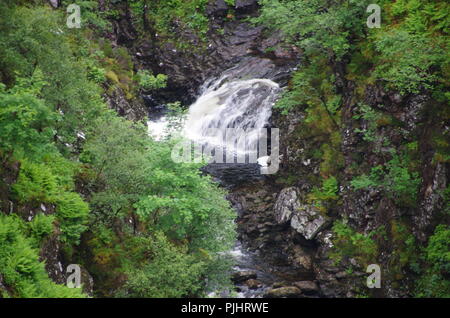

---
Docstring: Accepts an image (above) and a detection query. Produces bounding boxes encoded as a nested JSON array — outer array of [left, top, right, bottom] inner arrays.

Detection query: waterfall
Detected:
[[148, 67, 280, 175], [184, 77, 280, 157]]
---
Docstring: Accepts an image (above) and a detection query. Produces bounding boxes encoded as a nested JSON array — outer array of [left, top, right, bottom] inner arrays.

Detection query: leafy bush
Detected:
[[130, 0, 210, 41], [255, 0, 373, 60], [29, 213, 55, 243], [55, 192, 90, 245], [372, 30, 448, 95], [87, 66, 106, 83], [0, 72, 55, 160], [416, 224, 450, 297], [307, 176, 339, 214], [118, 232, 206, 298], [12, 160, 58, 204], [351, 152, 421, 207], [136, 70, 168, 90], [331, 221, 379, 267]]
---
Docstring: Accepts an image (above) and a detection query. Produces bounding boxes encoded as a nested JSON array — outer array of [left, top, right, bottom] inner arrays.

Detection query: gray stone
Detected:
[[206, 0, 229, 17], [48, 0, 58, 8], [273, 187, 300, 224], [274, 187, 330, 240], [235, 0, 258, 10], [290, 205, 330, 240]]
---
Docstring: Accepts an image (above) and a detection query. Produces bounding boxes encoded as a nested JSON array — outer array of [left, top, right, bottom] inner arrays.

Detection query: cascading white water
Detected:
[[148, 74, 280, 161], [184, 77, 280, 156]]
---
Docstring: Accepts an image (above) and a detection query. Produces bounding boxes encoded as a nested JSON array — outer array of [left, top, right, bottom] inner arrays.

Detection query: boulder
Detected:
[[265, 286, 302, 298], [294, 281, 319, 294], [232, 270, 257, 283], [244, 279, 262, 290], [206, 0, 229, 17], [274, 187, 330, 240], [274, 187, 300, 224], [290, 204, 330, 240], [235, 0, 259, 12]]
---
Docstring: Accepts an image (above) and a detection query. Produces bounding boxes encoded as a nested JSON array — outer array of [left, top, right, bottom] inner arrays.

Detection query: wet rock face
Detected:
[[130, 2, 297, 105], [104, 87, 147, 122]]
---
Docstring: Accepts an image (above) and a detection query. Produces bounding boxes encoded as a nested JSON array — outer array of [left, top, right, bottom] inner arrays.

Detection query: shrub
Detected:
[[136, 70, 168, 90], [29, 213, 55, 243], [331, 221, 379, 267], [416, 224, 450, 297], [12, 160, 58, 204], [372, 29, 448, 95], [118, 232, 206, 298], [55, 192, 89, 245], [351, 152, 421, 207]]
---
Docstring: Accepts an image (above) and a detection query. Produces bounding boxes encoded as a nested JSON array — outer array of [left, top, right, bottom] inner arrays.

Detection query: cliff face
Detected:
[[103, 0, 296, 106], [270, 79, 448, 298]]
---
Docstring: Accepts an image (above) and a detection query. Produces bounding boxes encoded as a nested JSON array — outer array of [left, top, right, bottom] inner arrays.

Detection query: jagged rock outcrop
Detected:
[[274, 187, 330, 240], [273, 187, 300, 224]]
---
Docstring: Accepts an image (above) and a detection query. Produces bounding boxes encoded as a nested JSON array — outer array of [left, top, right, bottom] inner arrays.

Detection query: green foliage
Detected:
[[353, 103, 382, 142], [0, 3, 106, 146], [12, 160, 58, 204], [80, 116, 152, 224], [136, 70, 168, 90], [80, 116, 235, 295], [275, 57, 339, 118], [129, 0, 210, 43], [390, 0, 450, 35], [55, 192, 89, 245], [372, 29, 448, 95], [118, 232, 206, 298], [135, 137, 236, 253], [416, 224, 450, 297], [307, 176, 339, 214], [87, 66, 106, 84], [0, 214, 85, 298], [331, 221, 379, 267], [61, 0, 111, 30], [0, 71, 55, 160], [12, 157, 89, 245], [386, 220, 420, 283], [29, 213, 55, 243], [255, 0, 373, 60], [351, 152, 421, 207], [0, 1, 237, 299]]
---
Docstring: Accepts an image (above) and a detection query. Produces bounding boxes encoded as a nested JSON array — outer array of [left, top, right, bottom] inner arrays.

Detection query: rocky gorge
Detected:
[[1, 0, 446, 299], [83, 0, 449, 298]]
